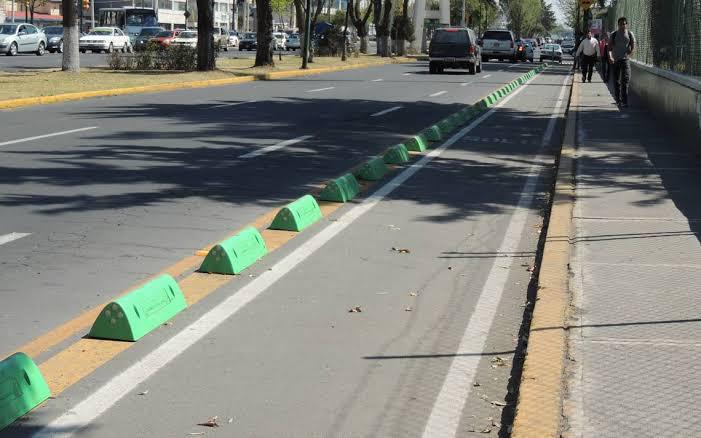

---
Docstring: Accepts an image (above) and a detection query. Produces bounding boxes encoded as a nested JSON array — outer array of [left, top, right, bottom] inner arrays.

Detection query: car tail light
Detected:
[[469, 45, 475, 54]]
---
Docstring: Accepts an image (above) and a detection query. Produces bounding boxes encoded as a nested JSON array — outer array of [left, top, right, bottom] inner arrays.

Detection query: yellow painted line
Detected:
[[511, 78, 576, 437], [0, 59, 409, 110]]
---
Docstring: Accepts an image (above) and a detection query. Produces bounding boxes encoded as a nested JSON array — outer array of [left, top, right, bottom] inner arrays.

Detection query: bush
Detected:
[[107, 44, 198, 71]]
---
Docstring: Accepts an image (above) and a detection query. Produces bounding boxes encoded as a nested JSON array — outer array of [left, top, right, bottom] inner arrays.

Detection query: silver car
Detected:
[[480, 29, 516, 62], [0, 23, 48, 56]]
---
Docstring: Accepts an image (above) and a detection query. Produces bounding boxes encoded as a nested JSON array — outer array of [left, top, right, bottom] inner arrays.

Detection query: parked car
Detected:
[[80, 27, 131, 53], [480, 29, 516, 62], [42, 26, 64, 53], [134, 26, 164, 51], [429, 27, 482, 75], [540, 43, 563, 63], [213, 27, 229, 51], [286, 33, 301, 50], [239, 32, 257, 51], [272, 32, 287, 50], [228, 30, 239, 48], [150, 29, 182, 48], [561, 39, 575, 55], [0, 23, 47, 56], [173, 30, 198, 48]]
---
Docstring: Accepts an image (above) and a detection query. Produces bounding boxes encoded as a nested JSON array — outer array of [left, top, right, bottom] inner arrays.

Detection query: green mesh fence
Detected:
[[606, 0, 701, 77]]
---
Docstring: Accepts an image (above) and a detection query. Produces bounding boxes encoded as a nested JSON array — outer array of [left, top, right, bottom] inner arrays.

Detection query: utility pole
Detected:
[[91, 0, 95, 29], [461, 0, 466, 27], [341, 0, 349, 61], [11, 0, 15, 23], [301, 0, 311, 68]]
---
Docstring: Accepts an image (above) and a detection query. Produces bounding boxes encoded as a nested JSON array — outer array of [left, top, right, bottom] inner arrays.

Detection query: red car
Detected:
[[150, 30, 183, 48]]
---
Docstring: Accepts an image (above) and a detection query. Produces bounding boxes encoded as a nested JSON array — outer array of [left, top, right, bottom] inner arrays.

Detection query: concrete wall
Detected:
[[631, 61, 701, 148]]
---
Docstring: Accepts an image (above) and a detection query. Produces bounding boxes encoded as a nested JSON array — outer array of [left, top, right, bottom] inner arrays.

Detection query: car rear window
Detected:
[[483, 31, 512, 41], [433, 30, 469, 44]]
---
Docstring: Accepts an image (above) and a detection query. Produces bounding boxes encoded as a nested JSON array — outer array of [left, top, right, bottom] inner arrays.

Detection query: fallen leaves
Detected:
[[391, 247, 411, 254], [137, 390, 149, 396], [409, 291, 419, 297], [490, 356, 508, 368], [348, 306, 363, 313], [480, 427, 492, 433], [198, 416, 219, 428], [404, 307, 413, 312]]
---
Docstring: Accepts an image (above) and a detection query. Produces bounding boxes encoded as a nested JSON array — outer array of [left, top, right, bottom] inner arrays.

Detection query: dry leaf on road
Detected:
[[409, 291, 419, 297], [480, 427, 492, 433], [404, 307, 413, 312], [391, 247, 411, 254], [348, 306, 362, 313], [198, 416, 219, 428], [490, 356, 508, 368], [137, 390, 149, 396], [491, 401, 507, 407]]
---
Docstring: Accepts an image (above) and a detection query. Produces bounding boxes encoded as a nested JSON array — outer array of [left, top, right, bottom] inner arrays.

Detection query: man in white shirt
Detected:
[[575, 29, 599, 83]]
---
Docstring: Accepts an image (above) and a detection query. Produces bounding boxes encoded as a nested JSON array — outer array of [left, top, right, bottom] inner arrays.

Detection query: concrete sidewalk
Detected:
[[564, 75, 701, 436]]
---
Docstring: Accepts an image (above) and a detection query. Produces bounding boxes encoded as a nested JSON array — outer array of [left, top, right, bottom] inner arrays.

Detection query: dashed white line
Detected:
[[429, 91, 447, 97], [371, 78, 384, 82], [402, 73, 412, 76], [460, 81, 474, 87], [370, 106, 403, 117], [482, 74, 492, 78], [238, 135, 314, 159], [0, 233, 31, 246], [306, 87, 335, 92], [33, 66, 552, 438], [210, 101, 254, 109], [0, 127, 98, 147], [422, 71, 572, 438]]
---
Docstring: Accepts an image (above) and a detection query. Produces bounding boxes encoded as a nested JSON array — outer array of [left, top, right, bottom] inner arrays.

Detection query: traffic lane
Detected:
[[0, 62, 541, 352], [35, 69, 569, 438]]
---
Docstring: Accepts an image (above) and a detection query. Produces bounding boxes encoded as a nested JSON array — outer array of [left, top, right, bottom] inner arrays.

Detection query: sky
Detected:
[[545, 0, 568, 26]]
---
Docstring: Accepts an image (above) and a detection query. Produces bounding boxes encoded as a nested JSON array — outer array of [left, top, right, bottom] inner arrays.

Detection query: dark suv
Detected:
[[428, 27, 482, 74]]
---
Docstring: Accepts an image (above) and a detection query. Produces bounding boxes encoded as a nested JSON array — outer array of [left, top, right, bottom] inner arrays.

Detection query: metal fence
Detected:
[[606, 0, 701, 77]]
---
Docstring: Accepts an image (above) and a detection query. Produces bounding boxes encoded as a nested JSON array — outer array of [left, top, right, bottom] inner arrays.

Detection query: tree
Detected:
[[28, 0, 48, 24], [255, 0, 275, 66], [539, 0, 556, 33], [556, 0, 578, 30], [272, 0, 293, 27], [391, 0, 413, 56], [61, 0, 79, 72], [196, 0, 216, 70], [373, 0, 392, 57], [504, 0, 542, 38], [348, 0, 372, 53]]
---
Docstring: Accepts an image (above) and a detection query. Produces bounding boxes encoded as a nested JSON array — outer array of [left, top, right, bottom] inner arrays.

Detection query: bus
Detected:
[[98, 7, 158, 42]]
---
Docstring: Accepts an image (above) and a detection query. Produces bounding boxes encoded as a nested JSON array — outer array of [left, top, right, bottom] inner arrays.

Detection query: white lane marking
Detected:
[[429, 91, 447, 97], [34, 69, 552, 438], [460, 81, 474, 87], [210, 100, 254, 109], [402, 73, 412, 76], [482, 74, 492, 78], [370, 106, 403, 117], [0, 127, 98, 147], [306, 87, 335, 92], [423, 70, 571, 438], [0, 233, 31, 246], [238, 135, 314, 159], [508, 63, 522, 68], [371, 78, 384, 82]]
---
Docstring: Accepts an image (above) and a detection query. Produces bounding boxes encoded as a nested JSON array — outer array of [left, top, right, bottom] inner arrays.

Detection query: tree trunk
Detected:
[[197, 0, 216, 71], [374, 0, 392, 57], [61, 0, 79, 72], [255, 0, 274, 67], [396, 39, 405, 56], [359, 35, 368, 53]]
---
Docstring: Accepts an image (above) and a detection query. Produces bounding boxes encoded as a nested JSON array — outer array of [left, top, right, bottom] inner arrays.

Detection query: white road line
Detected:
[[305, 87, 335, 92], [482, 74, 492, 78], [429, 91, 447, 97], [33, 69, 555, 438], [371, 78, 384, 82], [508, 64, 521, 68], [238, 135, 314, 159], [210, 101, 254, 109], [460, 81, 474, 87], [370, 106, 403, 117], [402, 73, 412, 76], [0, 127, 98, 147], [0, 233, 31, 246], [422, 71, 572, 438]]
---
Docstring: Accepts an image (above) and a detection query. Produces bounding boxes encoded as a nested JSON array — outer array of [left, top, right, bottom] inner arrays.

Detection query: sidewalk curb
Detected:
[[511, 77, 577, 437], [0, 58, 408, 110]]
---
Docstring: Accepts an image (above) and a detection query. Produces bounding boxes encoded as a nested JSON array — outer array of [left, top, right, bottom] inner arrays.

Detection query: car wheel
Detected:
[[58, 40, 64, 53], [36, 42, 45, 56], [80, 49, 86, 53]]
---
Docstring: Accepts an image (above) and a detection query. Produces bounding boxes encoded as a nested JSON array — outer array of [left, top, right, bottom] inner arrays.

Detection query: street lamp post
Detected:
[[341, 0, 349, 61], [301, 0, 311, 69]]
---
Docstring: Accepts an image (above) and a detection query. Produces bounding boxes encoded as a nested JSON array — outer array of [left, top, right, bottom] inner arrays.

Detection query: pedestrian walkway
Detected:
[[564, 74, 701, 436]]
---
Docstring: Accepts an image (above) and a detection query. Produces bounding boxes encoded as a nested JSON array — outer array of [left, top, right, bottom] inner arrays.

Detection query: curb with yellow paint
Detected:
[[1, 64, 551, 432], [0, 58, 408, 110], [510, 77, 576, 437]]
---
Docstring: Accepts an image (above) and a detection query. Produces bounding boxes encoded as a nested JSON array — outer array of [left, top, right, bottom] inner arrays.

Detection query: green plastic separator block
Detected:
[[354, 156, 388, 181], [383, 144, 410, 164], [437, 119, 454, 134], [422, 125, 443, 142], [404, 135, 428, 152], [270, 194, 323, 232], [0, 352, 50, 431], [318, 173, 360, 203], [449, 113, 463, 126], [199, 227, 267, 275], [89, 274, 187, 342]]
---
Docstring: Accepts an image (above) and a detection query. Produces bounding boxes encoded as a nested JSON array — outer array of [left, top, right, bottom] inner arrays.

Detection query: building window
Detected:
[[174, 1, 187, 11], [158, 0, 171, 10]]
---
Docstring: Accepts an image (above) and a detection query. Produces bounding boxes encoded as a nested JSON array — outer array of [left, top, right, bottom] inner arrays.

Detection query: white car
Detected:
[[0, 23, 48, 56], [80, 27, 131, 53], [272, 32, 286, 50], [173, 31, 198, 48], [228, 30, 239, 48]]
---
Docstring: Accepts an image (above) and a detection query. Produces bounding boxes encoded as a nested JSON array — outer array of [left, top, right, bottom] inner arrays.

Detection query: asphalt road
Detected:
[[0, 61, 571, 436]]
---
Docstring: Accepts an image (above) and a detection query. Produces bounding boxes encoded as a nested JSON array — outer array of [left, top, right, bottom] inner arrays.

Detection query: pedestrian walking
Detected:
[[599, 32, 611, 82], [575, 29, 599, 83], [609, 17, 636, 107]]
